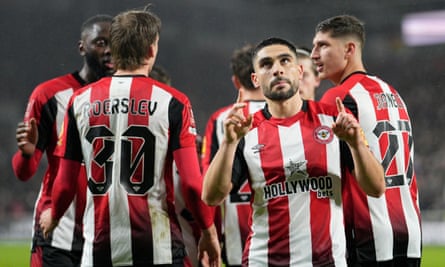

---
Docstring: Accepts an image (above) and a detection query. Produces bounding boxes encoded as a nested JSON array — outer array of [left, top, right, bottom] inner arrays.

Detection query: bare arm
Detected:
[[332, 97, 385, 197], [202, 91, 252, 206]]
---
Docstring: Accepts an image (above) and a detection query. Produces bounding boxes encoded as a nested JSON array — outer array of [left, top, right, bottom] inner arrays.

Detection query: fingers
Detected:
[[336, 97, 345, 113], [236, 89, 244, 104]]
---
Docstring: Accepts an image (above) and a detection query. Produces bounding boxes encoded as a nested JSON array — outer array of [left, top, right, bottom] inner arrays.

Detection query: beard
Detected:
[[264, 78, 298, 101], [85, 53, 113, 80]]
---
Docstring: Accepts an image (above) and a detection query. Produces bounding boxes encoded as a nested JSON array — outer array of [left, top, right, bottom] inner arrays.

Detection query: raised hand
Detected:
[[16, 118, 38, 156], [331, 97, 363, 147], [223, 90, 253, 144]]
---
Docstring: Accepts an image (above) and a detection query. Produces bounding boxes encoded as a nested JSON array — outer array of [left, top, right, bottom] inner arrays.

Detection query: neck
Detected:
[[266, 93, 303, 119], [336, 60, 365, 85], [114, 65, 151, 76]]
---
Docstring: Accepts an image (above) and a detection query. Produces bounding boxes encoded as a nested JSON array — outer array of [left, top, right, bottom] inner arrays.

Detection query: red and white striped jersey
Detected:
[[11, 72, 86, 254], [320, 72, 422, 262], [202, 100, 265, 266], [235, 101, 347, 267], [57, 75, 208, 266]]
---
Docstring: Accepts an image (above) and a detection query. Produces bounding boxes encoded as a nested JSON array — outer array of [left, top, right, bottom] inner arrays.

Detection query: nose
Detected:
[[104, 42, 111, 55], [272, 61, 284, 76], [310, 47, 318, 60]]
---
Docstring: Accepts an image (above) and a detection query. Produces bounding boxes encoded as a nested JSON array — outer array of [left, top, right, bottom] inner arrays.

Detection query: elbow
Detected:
[[366, 168, 386, 198], [13, 168, 33, 182], [201, 190, 224, 207]]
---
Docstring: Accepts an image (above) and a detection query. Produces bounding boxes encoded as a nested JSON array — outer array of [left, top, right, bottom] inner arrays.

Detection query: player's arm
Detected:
[[332, 97, 385, 197], [39, 158, 80, 238], [174, 146, 221, 266], [12, 118, 42, 181], [202, 91, 252, 206]]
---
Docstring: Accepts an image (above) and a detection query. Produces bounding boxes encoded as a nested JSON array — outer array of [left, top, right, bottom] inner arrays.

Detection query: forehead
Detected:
[[255, 44, 295, 61], [313, 31, 332, 42], [83, 21, 111, 40]]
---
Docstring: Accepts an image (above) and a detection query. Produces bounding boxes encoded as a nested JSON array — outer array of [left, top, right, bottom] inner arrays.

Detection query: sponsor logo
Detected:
[[263, 176, 334, 200]]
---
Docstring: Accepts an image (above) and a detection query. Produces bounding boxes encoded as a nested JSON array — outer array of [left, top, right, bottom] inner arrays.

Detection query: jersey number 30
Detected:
[[86, 125, 155, 195]]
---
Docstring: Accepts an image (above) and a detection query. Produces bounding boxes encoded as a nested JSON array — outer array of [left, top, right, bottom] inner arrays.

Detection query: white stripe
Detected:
[[243, 128, 270, 266], [280, 123, 312, 267], [317, 114, 346, 266], [401, 187, 422, 257], [108, 77, 133, 265], [224, 202, 243, 265], [148, 85, 173, 264], [54, 88, 73, 137], [52, 202, 76, 250]]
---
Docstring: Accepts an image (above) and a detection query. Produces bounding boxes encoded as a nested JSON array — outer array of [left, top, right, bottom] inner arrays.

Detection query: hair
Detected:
[[149, 65, 171, 85], [296, 46, 318, 76], [111, 6, 161, 70], [252, 37, 298, 63], [230, 44, 255, 89], [80, 14, 113, 39], [315, 15, 365, 48]]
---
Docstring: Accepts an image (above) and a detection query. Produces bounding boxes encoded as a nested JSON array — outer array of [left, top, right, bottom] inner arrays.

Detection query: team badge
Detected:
[[314, 126, 334, 144]]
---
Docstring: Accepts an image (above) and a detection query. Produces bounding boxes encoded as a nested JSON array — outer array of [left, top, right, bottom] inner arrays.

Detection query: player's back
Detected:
[[70, 75, 193, 266], [321, 72, 421, 262]]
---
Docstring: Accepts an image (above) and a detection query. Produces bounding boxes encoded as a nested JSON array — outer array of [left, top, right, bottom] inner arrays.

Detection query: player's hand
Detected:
[[331, 97, 363, 148], [198, 224, 221, 267], [223, 90, 253, 144], [16, 118, 38, 156], [39, 208, 58, 239]]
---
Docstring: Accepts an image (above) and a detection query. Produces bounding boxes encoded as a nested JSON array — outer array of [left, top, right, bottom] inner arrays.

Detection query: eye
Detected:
[[95, 39, 108, 47], [259, 60, 272, 69]]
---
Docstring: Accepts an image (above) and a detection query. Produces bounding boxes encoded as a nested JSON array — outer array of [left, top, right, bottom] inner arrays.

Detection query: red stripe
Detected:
[[258, 124, 290, 266], [93, 196, 112, 265], [88, 80, 113, 265], [128, 195, 153, 263], [302, 116, 334, 265]]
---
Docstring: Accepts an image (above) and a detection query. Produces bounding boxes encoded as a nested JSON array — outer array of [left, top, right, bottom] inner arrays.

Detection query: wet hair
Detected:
[[80, 14, 113, 38], [111, 6, 161, 70], [315, 15, 365, 48], [230, 44, 255, 89], [252, 37, 298, 63]]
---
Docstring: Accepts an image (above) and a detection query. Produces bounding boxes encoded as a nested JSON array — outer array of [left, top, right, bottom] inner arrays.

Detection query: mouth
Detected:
[[271, 78, 289, 89], [105, 61, 114, 70], [315, 63, 323, 73]]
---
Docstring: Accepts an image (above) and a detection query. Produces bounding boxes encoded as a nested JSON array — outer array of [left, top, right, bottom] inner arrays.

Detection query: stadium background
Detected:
[[1, 0, 444, 247]]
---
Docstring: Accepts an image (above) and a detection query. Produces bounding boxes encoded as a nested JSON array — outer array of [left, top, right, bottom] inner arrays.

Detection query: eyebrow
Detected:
[[258, 52, 294, 63]]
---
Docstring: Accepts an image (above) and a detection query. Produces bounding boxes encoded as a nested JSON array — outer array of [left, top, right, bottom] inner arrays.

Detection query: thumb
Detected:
[[336, 97, 345, 113], [29, 118, 37, 129]]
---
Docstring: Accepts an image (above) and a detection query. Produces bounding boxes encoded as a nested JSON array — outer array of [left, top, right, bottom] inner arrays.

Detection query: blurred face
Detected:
[[311, 31, 348, 85], [80, 21, 114, 78], [252, 44, 302, 101], [298, 57, 320, 100]]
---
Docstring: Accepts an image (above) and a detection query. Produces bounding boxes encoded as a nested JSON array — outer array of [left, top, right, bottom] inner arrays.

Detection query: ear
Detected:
[[251, 72, 260, 88], [78, 40, 86, 56], [231, 75, 242, 90], [345, 41, 356, 58]]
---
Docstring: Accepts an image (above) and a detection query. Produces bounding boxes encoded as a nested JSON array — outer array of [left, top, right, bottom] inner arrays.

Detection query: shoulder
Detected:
[[305, 100, 339, 117], [30, 73, 81, 100]]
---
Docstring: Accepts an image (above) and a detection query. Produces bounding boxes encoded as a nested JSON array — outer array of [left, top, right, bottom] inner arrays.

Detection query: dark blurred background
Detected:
[[1, 0, 444, 241]]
